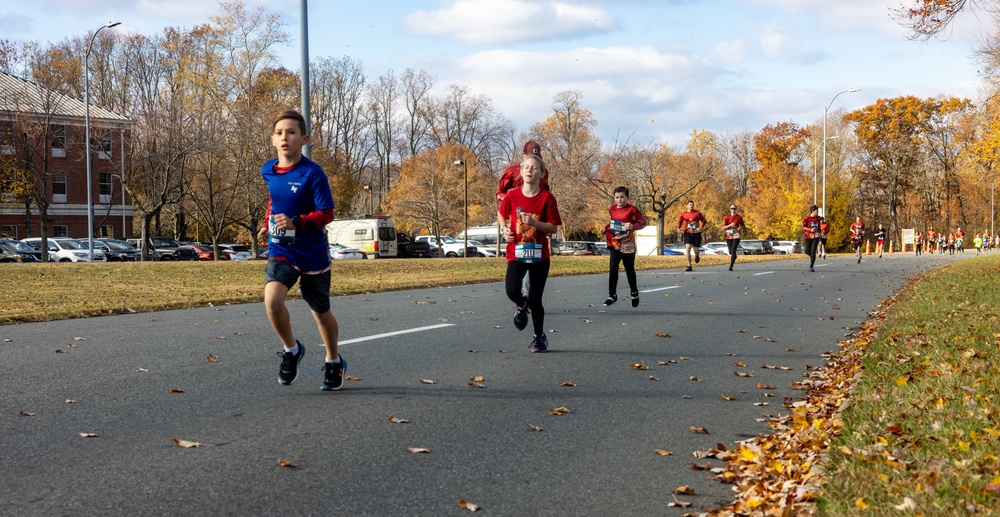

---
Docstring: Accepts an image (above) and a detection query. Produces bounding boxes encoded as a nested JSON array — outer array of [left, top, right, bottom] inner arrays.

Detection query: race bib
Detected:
[[810, 222, 820, 231], [268, 216, 296, 245], [609, 220, 627, 235], [687, 222, 698, 231], [515, 243, 543, 263], [725, 228, 734, 237]]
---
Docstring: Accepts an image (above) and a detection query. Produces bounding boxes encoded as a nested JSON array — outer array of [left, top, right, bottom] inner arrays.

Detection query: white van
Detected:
[[457, 224, 507, 256], [325, 216, 397, 258]]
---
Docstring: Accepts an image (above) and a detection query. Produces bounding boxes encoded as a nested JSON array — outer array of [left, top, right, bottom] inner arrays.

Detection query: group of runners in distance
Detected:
[[256, 114, 988, 387]]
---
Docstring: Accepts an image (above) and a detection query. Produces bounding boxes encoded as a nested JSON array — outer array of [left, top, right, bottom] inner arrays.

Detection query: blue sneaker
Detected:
[[321, 356, 347, 391], [277, 340, 305, 386], [531, 334, 548, 353], [513, 304, 528, 331]]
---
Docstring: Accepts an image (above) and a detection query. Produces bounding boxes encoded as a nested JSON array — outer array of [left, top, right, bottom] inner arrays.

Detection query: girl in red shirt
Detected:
[[603, 186, 646, 307], [498, 155, 562, 353], [722, 204, 743, 271], [802, 205, 822, 272]]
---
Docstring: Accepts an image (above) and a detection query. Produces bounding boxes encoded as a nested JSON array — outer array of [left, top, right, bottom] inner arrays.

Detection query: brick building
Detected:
[[0, 71, 133, 241]]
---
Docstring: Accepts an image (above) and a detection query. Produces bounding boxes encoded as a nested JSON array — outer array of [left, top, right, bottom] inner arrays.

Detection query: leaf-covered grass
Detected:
[[0, 254, 789, 324], [818, 255, 1000, 515]]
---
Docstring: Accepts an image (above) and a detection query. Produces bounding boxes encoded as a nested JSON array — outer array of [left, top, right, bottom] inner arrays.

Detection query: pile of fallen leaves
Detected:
[[700, 295, 896, 516]]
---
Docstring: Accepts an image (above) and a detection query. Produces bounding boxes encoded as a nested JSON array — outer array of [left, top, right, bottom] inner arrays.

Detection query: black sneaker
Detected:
[[277, 340, 306, 386], [685, 266, 693, 272], [695, 254, 700, 264], [321, 356, 347, 391], [809, 267, 815, 272], [603, 294, 617, 306], [630, 291, 639, 308], [531, 334, 548, 353], [513, 304, 528, 331]]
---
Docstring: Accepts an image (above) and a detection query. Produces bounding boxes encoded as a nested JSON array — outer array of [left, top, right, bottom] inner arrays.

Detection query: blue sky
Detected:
[[1, 0, 989, 146]]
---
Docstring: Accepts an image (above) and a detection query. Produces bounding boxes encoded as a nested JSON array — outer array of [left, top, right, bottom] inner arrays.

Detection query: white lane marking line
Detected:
[[340, 324, 455, 345], [641, 286, 681, 293], [816, 264, 828, 268], [754, 271, 775, 276]]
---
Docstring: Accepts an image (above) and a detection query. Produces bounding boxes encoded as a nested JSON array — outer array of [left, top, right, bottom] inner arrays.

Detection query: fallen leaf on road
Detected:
[[172, 438, 215, 448], [756, 383, 776, 389], [468, 382, 486, 389], [690, 426, 710, 434], [387, 416, 409, 424], [649, 375, 660, 381], [654, 449, 673, 456], [733, 361, 746, 367], [470, 376, 485, 382], [459, 500, 480, 512], [206, 354, 219, 362], [345, 375, 361, 381], [79, 432, 98, 438], [559, 381, 576, 387], [278, 459, 299, 468], [527, 423, 544, 432], [167, 388, 184, 393], [720, 393, 736, 401], [655, 332, 670, 338], [734, 371, 753, 378], [689, 376, 700, 381], [65, 399, 78, 404], [674, 485, 696, 495], [549, 406, 572, 416], [137, 368, 149, 372], [631, 362, 650, 370], [407, 447, 432, 453], [20, 411, 35, 416], [419, 379, 437, 384]]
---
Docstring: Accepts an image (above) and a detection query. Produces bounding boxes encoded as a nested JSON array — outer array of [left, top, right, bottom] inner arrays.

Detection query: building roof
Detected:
[[0, 71, 130, 126]]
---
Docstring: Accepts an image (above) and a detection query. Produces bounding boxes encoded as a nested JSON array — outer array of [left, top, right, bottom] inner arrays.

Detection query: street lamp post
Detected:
[[454, 160, 468, 258], [813, 135, 840, 205], [822, 88, 861, 218], [85, 21, 121, 259]]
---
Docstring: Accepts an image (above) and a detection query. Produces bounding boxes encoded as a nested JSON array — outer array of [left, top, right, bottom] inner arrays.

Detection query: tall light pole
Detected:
[[85, 21, 121, 259], [822, 88, 861, 218], [813, 135, 839, 205], [454, 159, 468, 258], [300, 0, 311, 158]]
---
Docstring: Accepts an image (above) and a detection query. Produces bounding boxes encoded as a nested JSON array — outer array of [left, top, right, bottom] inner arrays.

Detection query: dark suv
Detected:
[[0, 239, 43, 262], [739, 239, 774, 255], [125, 236, 199, 261]]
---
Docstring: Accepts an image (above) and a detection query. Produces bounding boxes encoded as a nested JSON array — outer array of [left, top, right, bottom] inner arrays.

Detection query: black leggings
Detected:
[[505, 259, 550, 336], [805, 238, 819, 268], [608, 249, 637, 295], [726, 238, 740, 268]]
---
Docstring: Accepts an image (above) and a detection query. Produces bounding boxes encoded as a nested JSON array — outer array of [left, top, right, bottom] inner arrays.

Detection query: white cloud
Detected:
[[402, 0, 619, 44]]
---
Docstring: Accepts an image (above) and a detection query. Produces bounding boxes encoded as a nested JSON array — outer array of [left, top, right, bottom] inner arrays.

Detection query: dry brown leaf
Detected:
[[753, 402, 769, 406], [674, 485, 696, 495], [407, 447, 432, 453], [655, 332, 670, 338], [470, 375, 485, 382], [419, 379, 437, 384], [20, 411, 36, 416], [387, 416, 409, 424], [493, 325, 503, 329], [278, 459, 299, 468], [65, 399, 78, 404], [167, 388, 184, 393], [654, 449, 673, 456], [631, 362, 650, 370], [468, 382, 486, 389], [649, 375, 660, 381], [689, 426, 710, 434], [733, 361, 747, 367], [720, 393, 736, 401], [527, 423, 544, 432], [206, 354, 219, 362], [733, 371, 753, 377], [689, 376, 700, 381], [756, 383, 776, 389], [738, 328, 746, 333], [667, 496, 692, 508], [136, 367, 150, 372], [172, 438, 214, 448], [548, 406, 571, 416], [723, 352, 738, 356], [459, 500, 480, 512], [79, 432, 98, 438], [558, 381, 577, 387], [345, 375, 361, 381]]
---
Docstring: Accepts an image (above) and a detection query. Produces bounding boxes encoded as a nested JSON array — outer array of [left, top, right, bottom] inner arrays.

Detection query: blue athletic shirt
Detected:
[[261, 156, 335, 273]]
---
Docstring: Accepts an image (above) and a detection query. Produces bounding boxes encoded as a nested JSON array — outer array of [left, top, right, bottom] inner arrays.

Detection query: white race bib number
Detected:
[[515, 243, 542, 263], [609, 220, 627, 235], [725, 228, 734, 237], [687, 222, 698, 231], [269, 216, 296, 245]]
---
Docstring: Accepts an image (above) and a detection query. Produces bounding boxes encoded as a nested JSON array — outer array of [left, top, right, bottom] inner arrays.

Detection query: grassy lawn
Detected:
[[0, 254, 787, 324], [815, 254, 1000, 515]]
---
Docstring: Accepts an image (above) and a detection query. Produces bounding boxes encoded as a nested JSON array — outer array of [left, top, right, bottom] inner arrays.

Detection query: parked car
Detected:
[[21, 237, 107, 262], [94, 239, 140, 261], [740, 239, 775, 255], [457, 224, 507, 256], [125, 236, 199, 261], [557, 241, 599, 256], [703, 241, 741, 255], [329, 243, 364, 260], [0, 239, 43, 262], [415, 235, 477, 258], [220, 244, 253, 261], [184, 244, 230, 261], [466, 239, 497, 257], [396, 232, 434, 258], [771, 240, 804, 254], [663, 243, 687, 255]]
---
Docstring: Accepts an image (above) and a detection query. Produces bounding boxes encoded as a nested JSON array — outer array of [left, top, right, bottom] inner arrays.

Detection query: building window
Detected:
[[52, 225, 68, 238], [99, 225, 114, 238], [0, 122, 13, 155], [99, 172, 112, 203], [1, 225, 16, 239], [52, 170, 67, 203], [51, 125, 66, 158], [97, 130, 112, 160]]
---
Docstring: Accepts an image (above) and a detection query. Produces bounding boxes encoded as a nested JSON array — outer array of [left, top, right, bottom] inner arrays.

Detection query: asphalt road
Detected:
[[0, 250, 967, 516]]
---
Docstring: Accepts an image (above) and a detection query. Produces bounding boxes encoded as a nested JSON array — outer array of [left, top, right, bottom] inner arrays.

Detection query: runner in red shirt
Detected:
[[496, 141, 550, 204], [818, 217, 831, 259], [802, 205, 822, 272], [676, 200, 706, 272], [498, 154, 562, 353], [874, 223, 886, 258], [722, 204, 743, 271], [850, 216, 865, 264], [603, 186, 647, 307]]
